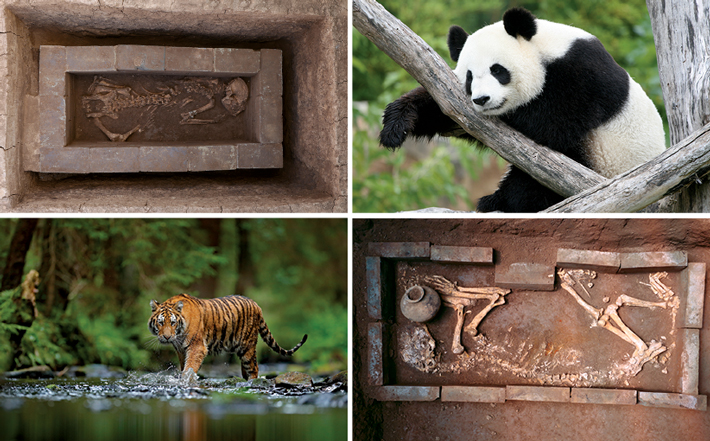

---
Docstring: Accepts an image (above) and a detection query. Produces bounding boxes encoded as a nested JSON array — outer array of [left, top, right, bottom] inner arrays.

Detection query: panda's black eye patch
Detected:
[[490, 64, 511, 85], [465, 70, 472, 95]]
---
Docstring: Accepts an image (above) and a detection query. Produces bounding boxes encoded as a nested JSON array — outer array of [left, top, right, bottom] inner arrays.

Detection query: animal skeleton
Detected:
[[82, 75, 249, 142], [424, 275, 510, 354], [558, 269, 676, 376]]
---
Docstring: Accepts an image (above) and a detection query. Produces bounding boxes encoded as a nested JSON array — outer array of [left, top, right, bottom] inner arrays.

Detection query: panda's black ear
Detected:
[[447, 25, 469, 62], [503, 7, 537, 41]]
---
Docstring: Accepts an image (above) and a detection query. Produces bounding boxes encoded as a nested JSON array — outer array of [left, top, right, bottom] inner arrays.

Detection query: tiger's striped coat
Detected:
[[149, 294, 307, 380]]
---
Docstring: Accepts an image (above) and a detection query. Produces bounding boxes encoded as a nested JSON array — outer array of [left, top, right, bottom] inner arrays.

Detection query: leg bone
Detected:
[[464, 295, 505, 336], [451, 304, 466, 355], [616, 294, 667, 310], [561, 282, 602, 320]]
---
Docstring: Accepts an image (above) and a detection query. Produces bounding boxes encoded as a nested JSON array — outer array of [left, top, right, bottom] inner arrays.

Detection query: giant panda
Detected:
[[379, 7, 665, 212]]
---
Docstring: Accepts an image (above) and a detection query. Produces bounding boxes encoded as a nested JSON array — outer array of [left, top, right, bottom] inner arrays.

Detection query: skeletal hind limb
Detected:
[[425, 275, 510, 354], [558, 269, 669, 376]]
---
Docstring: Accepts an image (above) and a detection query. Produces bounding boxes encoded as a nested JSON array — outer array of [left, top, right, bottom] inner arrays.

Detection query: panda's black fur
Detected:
[[379, 8, 650, 213]]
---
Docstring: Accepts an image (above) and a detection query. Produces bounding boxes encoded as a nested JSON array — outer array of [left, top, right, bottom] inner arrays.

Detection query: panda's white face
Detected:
[[452, 19, 592, 116]]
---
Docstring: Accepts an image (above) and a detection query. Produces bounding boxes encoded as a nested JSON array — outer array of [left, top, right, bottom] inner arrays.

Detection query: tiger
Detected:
[[149, 293, 307, 380]]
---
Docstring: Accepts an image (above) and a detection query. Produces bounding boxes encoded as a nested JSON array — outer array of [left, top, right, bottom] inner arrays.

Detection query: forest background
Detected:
[[353, 0, 666, 212], [0, 219, 347, 375]]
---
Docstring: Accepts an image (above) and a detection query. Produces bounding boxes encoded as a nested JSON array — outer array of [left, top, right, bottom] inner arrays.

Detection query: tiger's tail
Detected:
[[258, 318, 307, 356]]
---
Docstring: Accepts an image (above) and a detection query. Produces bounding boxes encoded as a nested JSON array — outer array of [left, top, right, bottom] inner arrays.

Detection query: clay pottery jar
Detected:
[[400, 285, 441, 322]]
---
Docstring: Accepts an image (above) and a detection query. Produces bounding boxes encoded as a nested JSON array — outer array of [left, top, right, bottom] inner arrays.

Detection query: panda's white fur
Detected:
[[452, 16, 665, 179], [379, 8, 666, 212], [585, 80, 666, 177]]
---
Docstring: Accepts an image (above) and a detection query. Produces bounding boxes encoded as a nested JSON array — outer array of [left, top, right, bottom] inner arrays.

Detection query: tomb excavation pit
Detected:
[[363, 242, 706, 410], [30, 45, 283, 173]]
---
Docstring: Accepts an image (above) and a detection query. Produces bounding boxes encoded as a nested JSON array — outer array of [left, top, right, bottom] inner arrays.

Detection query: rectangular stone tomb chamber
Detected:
[[30, 45, 283, 173], [364, 244, 707, 410]]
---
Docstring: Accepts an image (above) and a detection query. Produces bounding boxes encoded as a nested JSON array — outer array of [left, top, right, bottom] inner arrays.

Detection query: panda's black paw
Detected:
[[476, 193, 505, 213], [379, 98, 416, 150]]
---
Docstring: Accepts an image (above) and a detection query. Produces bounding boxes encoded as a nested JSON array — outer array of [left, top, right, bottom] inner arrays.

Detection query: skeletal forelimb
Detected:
[[424, 275, 510, 355], [558, 269, 675, 376]]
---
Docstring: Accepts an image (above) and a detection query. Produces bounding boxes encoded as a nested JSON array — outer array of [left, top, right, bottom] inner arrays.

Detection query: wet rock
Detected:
[[274, 372, 313, 388], [4, 365, 55, 379], [326, 370, 347, 385], [248, 377, 275, 389]]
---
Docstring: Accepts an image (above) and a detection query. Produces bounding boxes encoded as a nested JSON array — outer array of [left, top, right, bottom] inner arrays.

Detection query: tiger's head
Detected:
[[149, 299, 186, 344]]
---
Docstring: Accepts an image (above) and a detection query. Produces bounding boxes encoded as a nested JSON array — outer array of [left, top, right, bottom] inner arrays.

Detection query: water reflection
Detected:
[[0, 373, 347, 441]]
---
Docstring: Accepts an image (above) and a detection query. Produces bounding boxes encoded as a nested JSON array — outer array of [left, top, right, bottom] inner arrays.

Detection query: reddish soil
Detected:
[[353, 219, 710, 441]]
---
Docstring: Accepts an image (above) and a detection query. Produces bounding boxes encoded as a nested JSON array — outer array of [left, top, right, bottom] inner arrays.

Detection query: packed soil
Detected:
[[353, 218, 710, 441]]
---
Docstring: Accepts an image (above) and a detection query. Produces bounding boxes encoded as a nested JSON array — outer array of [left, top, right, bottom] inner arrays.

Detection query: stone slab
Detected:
[[258, 49, 283, 96], [679, 262, 706, 329], [368, 242, 430, 259], [556, 248, 620, 273], [441, 386, 506, 403], [495, 263, 556, 291], [430, 246, 493, 264], [66, 46, 116, 72], [570, 388, 637, 405], [506, 386, 570, 402], [367, 322, 383, 386], [116, 45, 165, 71], [638, 392, 707, 411], [39, 94, 67, 150], [366, 257, 382, 320], [165, 47, 213, 72], [214, 48, 260, 74], [139, 146, 189, 172], [238, 143, 283, 169], [370, 386, 440, 402], [40, 147, 90, 173], [90, 147, 140, 173], [618, 251, 687, 273], [680, 328, 700, 395], [188, 145, 237, 172], [257, 94, 283, 143], [39, 46, 66, 96]]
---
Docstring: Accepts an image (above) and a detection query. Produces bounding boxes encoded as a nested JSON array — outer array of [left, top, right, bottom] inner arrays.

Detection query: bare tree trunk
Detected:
[[235, 219, 255, 296], [1, 219, 38, 291], [647, 1, 710, 212], [194, 219, 221, 297]]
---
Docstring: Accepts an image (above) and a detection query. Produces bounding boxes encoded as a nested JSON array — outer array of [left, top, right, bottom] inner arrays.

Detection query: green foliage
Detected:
[[19, 317, 82, 369], [353, 101, 486, 212], [353, 0, 665, 212], [245, 219, 347, 372], [0, 218, 347, 374]]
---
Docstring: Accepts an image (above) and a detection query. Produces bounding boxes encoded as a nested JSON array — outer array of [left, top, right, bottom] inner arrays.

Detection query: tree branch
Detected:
[[544, 122, 710, 212]]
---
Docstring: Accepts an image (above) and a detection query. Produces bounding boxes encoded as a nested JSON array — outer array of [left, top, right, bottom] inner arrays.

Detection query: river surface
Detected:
[[0, 370, 347, 441]]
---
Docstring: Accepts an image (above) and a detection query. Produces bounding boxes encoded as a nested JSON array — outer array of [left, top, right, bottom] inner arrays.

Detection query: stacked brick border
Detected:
[[364, 243, 707, 411], [29, 45, 282, 173]]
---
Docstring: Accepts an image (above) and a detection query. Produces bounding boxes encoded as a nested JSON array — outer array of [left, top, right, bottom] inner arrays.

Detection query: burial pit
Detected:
[[31, 45, 283, 173]]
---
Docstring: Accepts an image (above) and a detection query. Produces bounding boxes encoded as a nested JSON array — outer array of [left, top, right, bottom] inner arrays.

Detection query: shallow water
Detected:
[[0, 371, 347, 441]]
